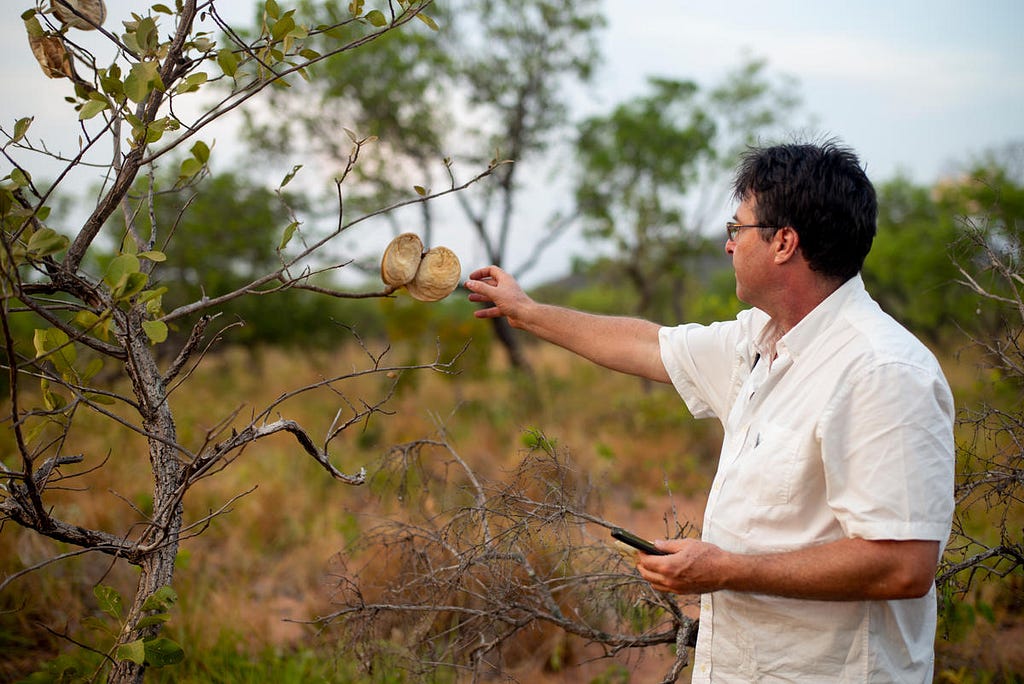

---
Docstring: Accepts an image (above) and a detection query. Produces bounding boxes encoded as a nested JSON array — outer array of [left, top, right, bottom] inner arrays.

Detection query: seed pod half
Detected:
[[406, 246, 461, 302], [380, 233, 424, 291], [50, 0, 107, 31]]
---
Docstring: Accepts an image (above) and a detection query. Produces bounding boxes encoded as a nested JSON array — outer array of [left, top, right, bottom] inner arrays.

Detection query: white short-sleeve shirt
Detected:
[[659, 275, 955, 683]]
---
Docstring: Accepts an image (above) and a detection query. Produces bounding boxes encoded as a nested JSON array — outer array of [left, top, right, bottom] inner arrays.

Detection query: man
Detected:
[[464, 140, 955, 682]]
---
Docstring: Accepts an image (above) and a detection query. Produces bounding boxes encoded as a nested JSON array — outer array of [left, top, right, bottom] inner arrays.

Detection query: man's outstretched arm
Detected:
[[465, 265, 670, 383]]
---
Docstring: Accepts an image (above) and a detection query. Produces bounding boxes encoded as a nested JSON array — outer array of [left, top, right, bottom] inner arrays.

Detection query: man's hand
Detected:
[[464, 265, 533, 328], [636, 539, 729, 595]]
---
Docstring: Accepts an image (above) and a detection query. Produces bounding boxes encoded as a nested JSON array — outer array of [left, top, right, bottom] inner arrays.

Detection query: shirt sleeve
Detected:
[[659, 314, 754, 421], [820, 360, 956, 544]]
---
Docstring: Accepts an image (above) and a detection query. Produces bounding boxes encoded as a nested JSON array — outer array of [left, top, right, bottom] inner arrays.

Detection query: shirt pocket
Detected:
[[749, 425, 800, 506]]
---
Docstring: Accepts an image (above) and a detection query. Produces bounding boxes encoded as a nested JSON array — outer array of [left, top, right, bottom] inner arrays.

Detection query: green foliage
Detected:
[[112, 170, 373, 348], [572, 59, 800, 323], [862, 176, 977, 340], [865, 148, 1024, 342], [22, 585, 183, 682]]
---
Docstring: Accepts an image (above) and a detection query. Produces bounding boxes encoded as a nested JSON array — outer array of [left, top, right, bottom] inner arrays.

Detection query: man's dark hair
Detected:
[[732, 139, 877, 281]]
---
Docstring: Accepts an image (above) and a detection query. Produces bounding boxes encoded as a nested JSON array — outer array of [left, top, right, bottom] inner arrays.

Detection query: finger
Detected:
[[463, 278, 494, 293], [467, 265, 503, 281], [473, 307, 501, 319]]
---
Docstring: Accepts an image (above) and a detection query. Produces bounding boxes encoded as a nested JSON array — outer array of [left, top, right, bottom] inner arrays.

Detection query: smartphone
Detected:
[[610, 527, 670, 555]]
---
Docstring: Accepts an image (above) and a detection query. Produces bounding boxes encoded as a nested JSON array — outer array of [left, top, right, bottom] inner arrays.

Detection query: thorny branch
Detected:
[[938, 212, 1024, 597], [306, 436, 700, 682]]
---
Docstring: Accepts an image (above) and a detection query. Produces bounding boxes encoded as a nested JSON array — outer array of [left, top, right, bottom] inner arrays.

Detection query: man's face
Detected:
[[726, 195, 773, 307]]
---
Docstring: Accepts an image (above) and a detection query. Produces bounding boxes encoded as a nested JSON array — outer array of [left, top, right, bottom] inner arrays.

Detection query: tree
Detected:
[[245, 0, 607, 371], [0, 1, 495, 681], [861, 176, 985, 342], [572, 59, 801, 324], [127, 170, 358, 348], [937, 145, 1024, 607]]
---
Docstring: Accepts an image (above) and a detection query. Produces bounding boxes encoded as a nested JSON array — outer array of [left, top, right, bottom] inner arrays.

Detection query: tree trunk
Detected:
[[109, 312, 185, 683], [490, 317, 531, 373], [109, 541, 180, 683]]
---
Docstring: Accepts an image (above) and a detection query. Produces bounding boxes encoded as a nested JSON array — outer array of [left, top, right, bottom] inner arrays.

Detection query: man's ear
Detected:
[[772, 226, 800, 264]]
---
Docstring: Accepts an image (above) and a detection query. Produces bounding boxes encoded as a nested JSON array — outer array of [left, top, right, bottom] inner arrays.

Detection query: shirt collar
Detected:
[[753, 274, 866, 362]]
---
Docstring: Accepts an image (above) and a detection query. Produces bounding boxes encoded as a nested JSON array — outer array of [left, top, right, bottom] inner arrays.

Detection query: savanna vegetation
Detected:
[[2, 0, 1022, 682]]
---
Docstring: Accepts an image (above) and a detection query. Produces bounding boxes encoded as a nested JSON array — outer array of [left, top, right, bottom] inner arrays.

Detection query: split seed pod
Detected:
[[380, 233, 424, 292], [406, 246, 461, 302], [50, 0, 107, 31]]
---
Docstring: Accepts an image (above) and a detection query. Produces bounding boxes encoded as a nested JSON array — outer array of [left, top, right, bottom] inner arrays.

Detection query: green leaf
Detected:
[[33, 328, 76, 377], [348, 0, 365, 17], [117, 639, 146, 665], [178, 157, 203, 180], [26, 227, 69, 257], [278, 221, 299, 250], [79, 99, 109, 121], [142, 319, 168, 344], [413, 185, 428, 197], [94, 585, 123, 620], [144, 637, 185, 667], [152, 3, 173, 14], [176, 71, 208, 94], [74, 310, 112, 341], [415, 12, 439, 31], [10, 168, 30, 188], [216, 48, 238, 77], [42, 386, 67, 411], [190, 140, 210, 164], [13, 117, 32, 143], [23, 14, 45, 39], [365, 10, 387, 27], [104, 253, 141, 289], [74, 310, 100, 330], [81, 357, 104, 383], [117, 271, 150, 300], [84, 391, 117, 406], [142, 586, 178, 611], [136, 613, 170, 629], [279, 164, 302, 188], [135, 17, 160, 54], [272, 15, 296, 41], [124, 61, 163, 104], [138, 250, 167, 262]]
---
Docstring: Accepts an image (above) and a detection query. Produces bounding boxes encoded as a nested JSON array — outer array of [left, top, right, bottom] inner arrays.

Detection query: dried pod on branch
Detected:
[[406, 246, 461, 302], [380, 232, 424, 291], [380, 234, 462, 301], [50, 0, 107, 31]]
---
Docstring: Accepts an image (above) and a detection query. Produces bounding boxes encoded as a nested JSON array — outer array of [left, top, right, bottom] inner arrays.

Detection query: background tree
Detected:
[[0, 2, 494, 681], [861, 175, 982, 342], [123, 170, 365, 348], [937, 144, 1024, 615], [246, 0, 606, 371], [572, 60, 800, 324]]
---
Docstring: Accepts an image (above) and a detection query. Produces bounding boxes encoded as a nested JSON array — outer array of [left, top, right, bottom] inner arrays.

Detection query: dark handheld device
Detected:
[[610, 527, 670, 555]]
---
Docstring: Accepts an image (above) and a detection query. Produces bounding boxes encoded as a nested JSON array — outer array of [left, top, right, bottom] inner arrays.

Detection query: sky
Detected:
[[2, 1, 1023, 286]]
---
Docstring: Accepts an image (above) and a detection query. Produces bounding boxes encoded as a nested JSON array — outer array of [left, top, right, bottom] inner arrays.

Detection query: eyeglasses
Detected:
[[726, 221, 779, 241]]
